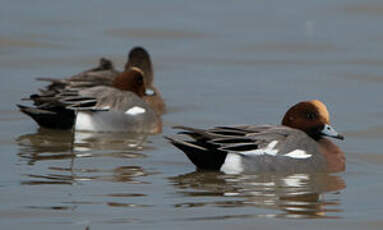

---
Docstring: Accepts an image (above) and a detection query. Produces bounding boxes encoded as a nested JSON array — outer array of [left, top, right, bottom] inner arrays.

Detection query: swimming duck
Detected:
[[18, 67, 161, 134], [36, 46, 166, 115], [166, 100, 344, 173]]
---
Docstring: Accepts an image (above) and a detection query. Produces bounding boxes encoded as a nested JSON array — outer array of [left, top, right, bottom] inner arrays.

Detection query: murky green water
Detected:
[[1, 0, 383, 229]]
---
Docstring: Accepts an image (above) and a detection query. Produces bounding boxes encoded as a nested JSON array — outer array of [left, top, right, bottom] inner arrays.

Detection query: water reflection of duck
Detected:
[[17, 128, 152, 186], [167, 100, 345, 173], [16, 128, 150, 165], [21, 165, 152, 186], [170, 171, 345, 219]]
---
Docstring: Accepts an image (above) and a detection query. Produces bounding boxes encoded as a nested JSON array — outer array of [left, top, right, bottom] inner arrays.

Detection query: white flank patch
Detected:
[[220, 153, 243, 174], [125, 106, 146, 115], [240, 140, 279, 156], [283, 149, 312, 159], [75, 111, 96, 131]]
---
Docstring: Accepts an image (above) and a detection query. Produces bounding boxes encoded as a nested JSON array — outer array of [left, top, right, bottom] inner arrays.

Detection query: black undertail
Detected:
[[17, 104, 75, 130], [165, 126, 235, 170], [166, 136, 227, 170]]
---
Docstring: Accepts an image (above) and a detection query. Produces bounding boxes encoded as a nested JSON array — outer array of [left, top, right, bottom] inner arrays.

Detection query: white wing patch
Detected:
[[240, 140, 279, 156], [283, 149, 312, 159], [125, 106, 146, 115], [234, 140, 311, 160], [98, 106, 111, 111], [220, 153, 243, 174]]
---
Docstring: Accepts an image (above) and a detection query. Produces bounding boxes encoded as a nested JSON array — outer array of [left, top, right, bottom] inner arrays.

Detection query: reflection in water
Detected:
[[21, 165, 153, 186], [16, 128, 154, 185], [170, 171, 345, 219], [105, 28, 206, 39], [73, 131, 148, 152], [16, 128, 150, 164], [342, 3, 383, 15], [0, 35, 64, 49], [17, 128, 74, 162]]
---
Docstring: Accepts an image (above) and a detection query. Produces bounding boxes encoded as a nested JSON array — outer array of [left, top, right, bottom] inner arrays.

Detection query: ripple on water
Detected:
[[16, 128, 156, 186], [342, 3, 383, 15], [16, 128, 150, 164], [105, 28, 207, 39], [170, 171, 345, 219], [0, 36, 64, 49], [21, 164, 155, 185], [343, 125, 383, 139]]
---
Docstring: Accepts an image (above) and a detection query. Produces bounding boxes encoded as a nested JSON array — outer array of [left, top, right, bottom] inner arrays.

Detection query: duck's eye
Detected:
[[306, 112, 316, 120], [136, 76, 143, 86]]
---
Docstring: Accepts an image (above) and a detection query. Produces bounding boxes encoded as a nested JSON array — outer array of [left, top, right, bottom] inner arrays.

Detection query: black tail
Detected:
[[17, 104, 75, 130], [165, 135, 227, 170]]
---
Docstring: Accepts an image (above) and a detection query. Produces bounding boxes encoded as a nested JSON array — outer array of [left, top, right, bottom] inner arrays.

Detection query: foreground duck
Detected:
[[18, 67, 161, 134], [37, 46, 166, 115], [167, 100, 345, 174]]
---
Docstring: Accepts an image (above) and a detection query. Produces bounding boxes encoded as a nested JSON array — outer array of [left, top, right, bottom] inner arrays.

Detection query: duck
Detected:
[[18, 67, 161, 134], [125, 47, 166, 115], [166, 100, 345, 174], [36, 46, 166, 115]]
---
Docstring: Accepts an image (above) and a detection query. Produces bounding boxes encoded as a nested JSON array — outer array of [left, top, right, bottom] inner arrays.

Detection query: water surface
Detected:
[[1, 0, 383, 229]]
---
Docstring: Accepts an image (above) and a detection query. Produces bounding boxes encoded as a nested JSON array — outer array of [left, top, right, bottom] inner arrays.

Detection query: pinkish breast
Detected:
[[318, 138, 345, 173]]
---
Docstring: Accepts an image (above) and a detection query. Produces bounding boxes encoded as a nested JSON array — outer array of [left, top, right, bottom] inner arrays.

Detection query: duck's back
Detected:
[[168, 125, 329, 173], [74, 86, 161, 133]]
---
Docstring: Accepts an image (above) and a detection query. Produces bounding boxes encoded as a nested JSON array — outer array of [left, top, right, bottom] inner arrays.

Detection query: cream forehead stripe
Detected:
[[129, 67, 145, 76], [310, 100, 330, 123]]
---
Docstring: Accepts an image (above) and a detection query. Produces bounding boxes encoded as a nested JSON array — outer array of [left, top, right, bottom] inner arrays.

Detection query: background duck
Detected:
[[18, 67, 161, 134], [35, 46, 166, 115]]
